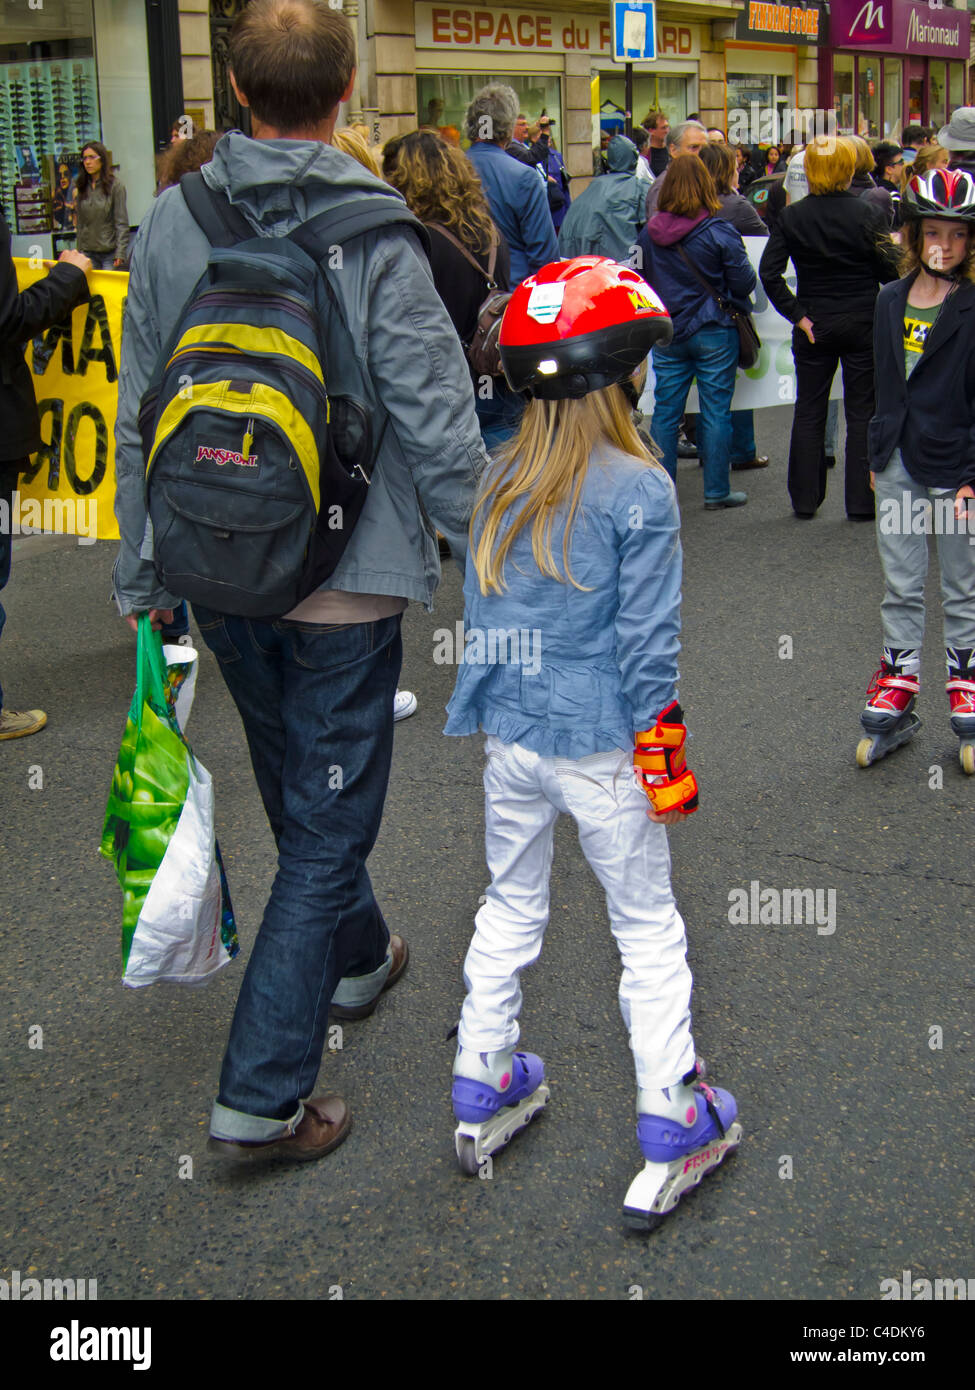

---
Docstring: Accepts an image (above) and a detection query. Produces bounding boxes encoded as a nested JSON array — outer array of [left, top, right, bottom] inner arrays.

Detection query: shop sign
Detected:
[[734, 2, 825, 47], [829, 0, 970, 59], [415, 4, 701, 59]]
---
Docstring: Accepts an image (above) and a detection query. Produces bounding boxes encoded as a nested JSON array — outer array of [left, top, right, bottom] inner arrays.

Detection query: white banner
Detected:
[[661, 236, 843, 412]]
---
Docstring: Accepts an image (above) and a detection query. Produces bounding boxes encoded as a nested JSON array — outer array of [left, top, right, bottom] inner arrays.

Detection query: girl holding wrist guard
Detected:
[[443, 257, 741, 1227]]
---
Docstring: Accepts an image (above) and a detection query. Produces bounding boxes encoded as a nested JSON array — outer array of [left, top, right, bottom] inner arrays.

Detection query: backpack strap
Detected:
[[179, 170, 254, 246], [287, 197, 430, 260], [180, 175, 429, 261]]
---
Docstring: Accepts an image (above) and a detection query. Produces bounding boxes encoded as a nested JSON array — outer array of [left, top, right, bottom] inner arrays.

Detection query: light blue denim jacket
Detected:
[[444, 445, 683, 758]]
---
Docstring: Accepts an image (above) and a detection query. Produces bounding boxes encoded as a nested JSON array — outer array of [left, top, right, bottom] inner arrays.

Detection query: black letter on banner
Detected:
[[31, 316, 75, 376], [19, 399, 64, 488], [64, 402, 107, 495], [76, 295, 117, 381]]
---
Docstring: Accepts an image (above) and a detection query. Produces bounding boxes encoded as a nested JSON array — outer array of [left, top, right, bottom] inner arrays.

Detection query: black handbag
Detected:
[[677, 243, 761, 369]]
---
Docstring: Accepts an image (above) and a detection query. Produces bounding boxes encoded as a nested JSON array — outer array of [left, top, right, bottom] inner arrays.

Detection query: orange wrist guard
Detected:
[[634, 700, 699, 815]]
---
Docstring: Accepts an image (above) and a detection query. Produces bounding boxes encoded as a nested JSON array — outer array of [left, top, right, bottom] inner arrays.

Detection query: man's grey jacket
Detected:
[[113, 132, 488, 615]]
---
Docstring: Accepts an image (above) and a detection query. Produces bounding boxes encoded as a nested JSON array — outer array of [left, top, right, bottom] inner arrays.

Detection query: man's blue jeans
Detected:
[[193, 608, 403, 1140], [650, 325, 739, 500]]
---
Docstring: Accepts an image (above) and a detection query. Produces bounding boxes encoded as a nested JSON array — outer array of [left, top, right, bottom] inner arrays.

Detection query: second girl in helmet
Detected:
[[857, 168, 975, 771]]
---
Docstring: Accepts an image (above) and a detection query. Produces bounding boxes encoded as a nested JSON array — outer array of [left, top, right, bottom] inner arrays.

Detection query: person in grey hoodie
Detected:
[[558, 135, 647, 263], [113, 0, 487, 1166]]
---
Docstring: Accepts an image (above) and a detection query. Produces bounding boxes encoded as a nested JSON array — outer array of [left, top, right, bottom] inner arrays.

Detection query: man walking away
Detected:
[[113, 0, 486, 1163]]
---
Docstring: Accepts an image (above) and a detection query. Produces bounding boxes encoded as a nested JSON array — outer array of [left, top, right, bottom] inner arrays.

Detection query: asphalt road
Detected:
[[1, 404, 972, 1301]]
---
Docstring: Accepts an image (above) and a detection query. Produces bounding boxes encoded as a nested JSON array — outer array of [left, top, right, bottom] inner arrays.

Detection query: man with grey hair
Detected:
[[644, 119, 708, 217], [466, 83, 558, 285]]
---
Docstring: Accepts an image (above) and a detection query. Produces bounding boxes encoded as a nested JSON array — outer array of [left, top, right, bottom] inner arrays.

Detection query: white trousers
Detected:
[[459, 736, 697, 1090]]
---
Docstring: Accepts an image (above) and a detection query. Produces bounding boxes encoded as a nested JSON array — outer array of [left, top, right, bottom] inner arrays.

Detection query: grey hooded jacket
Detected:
[[113, 132, 487, 615], [558, 136, 647, 262]]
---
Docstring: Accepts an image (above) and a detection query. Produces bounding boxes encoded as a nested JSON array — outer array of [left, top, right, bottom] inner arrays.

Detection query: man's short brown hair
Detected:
[[229, 0, 356, 133]]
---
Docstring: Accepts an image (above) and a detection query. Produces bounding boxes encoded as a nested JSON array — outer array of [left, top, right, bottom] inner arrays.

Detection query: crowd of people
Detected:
[[3, 0, 975, 1229]]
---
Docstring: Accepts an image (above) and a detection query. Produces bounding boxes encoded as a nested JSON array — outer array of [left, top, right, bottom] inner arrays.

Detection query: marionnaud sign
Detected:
[[612, 2, 657, 62], [830, 0, 970, 58]]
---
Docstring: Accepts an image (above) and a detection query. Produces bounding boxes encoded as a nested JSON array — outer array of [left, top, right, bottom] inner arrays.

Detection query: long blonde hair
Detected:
[[472, 384, 658, 596]]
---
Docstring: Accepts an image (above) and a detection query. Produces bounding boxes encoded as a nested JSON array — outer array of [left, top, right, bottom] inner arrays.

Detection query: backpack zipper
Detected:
[[191, 289, 318, 333], [167, 347, 328, 404]]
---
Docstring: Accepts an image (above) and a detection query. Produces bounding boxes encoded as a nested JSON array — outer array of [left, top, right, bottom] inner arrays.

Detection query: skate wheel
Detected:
[[456, 1136, 480, 1177], [856, 737, 875, 768], [961, 744, 975, 776], [623, 1208, 664, 1233]]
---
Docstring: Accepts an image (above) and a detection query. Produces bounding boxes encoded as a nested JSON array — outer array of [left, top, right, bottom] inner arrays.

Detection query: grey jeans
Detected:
[[873, 450, 975, 650]]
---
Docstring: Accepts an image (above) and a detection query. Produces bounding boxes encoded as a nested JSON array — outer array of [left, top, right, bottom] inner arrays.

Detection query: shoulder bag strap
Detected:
[[425, 221, 498, 290], [676, 239, 730, 312]]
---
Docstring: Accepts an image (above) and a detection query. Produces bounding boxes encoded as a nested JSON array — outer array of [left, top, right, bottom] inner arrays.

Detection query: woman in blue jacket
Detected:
[[637, 155, 756, 509]]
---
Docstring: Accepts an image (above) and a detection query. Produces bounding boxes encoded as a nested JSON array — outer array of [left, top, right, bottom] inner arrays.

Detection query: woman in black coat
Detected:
[[760, 135, 900, 520]]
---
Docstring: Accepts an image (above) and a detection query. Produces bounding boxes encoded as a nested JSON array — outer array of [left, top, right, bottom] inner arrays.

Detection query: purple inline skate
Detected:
[[452, 1047, 549, 1176], [624, 1061, 741, 1231]]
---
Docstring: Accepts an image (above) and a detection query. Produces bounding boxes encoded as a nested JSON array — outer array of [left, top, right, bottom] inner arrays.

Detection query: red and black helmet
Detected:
[[499, 257, 673, 400], [902, 168, 975, 222]]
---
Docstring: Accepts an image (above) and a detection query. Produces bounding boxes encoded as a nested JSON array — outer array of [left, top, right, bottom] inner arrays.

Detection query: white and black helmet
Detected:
[[902, 168, 975, 222]]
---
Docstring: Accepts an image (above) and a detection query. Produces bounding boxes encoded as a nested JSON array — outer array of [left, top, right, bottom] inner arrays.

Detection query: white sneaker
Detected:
[[393, 689, 418, 722]]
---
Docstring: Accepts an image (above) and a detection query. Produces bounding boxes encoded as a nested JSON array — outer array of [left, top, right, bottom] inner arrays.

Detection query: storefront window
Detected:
[[948, 61, 965, 118], [857, 58, 880, 139], [416, 75, 562, 150], [598, 73, 688, 132], [928, 61, 947, 133], [1, 3, 98, 234], [883, 59, 902, 140], [727, 72, 775, 127], [833, 54, 854, 134]]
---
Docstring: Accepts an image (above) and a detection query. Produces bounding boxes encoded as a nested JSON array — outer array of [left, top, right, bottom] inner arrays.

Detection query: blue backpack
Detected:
[[139, 172, 428, 617]]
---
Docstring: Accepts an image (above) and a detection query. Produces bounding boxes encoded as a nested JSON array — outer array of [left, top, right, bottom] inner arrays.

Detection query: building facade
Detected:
[[823, 0, 971, 139]]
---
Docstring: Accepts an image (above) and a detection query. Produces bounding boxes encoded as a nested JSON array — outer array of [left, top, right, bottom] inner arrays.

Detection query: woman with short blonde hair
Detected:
[[803, 134, 856, 195], [760, 134, 901, 519]]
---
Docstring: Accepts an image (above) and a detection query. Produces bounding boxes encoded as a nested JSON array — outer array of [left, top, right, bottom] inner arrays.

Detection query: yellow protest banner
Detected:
[[13, 261, 125, 542]]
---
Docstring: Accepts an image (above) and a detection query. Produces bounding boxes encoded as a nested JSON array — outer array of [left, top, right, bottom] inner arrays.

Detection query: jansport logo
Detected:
[[195, 445, 258, 468]]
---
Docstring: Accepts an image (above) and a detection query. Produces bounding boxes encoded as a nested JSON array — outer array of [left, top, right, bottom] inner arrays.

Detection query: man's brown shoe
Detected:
[[730, 455, 769, 471], [207, 1094, 351, 1164], [0, 708, 47, 740], [330, 934, 409, 1021]]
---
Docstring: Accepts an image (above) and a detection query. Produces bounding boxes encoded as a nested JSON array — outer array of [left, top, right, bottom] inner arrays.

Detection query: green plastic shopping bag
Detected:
[[100, 615, 239, 987]]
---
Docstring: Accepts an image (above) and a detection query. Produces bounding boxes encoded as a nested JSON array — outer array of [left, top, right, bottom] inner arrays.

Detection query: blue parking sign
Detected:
[[612, 1, 657, 62]]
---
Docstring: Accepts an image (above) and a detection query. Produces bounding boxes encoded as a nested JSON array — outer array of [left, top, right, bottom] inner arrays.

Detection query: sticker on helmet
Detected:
[[628, 286, 661, 313], [527, 282, 566, 323]]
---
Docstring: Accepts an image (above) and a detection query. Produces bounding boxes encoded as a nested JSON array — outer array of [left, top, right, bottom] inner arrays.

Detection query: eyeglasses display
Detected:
[[1, 58, 99, 227]]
